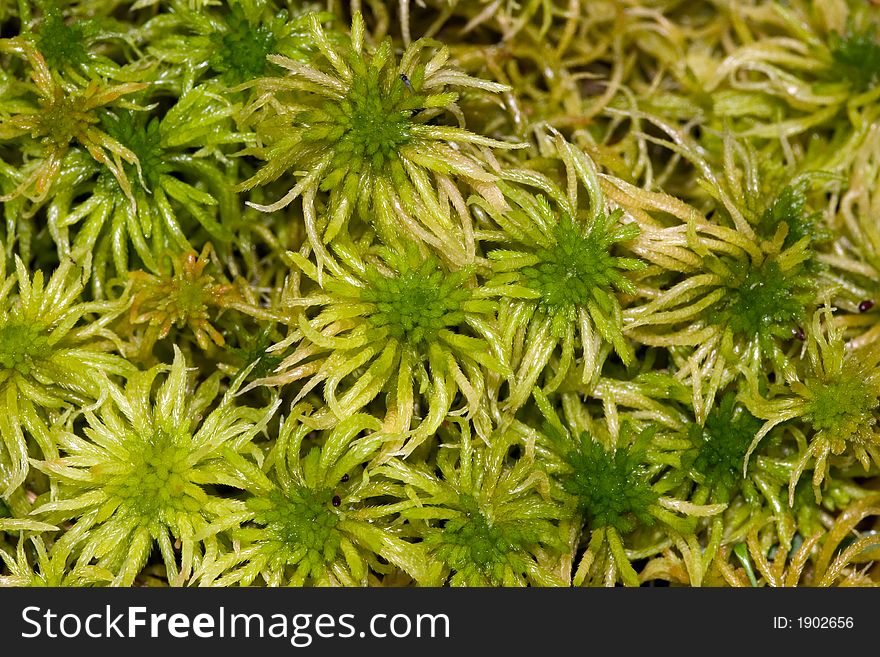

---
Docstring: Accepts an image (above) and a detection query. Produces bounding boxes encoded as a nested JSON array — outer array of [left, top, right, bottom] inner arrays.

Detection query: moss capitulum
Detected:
[[107, 430, 200, 525], [0, 321, 50, 375], [39, 96, 89, 147], [757, 185, 825, 250], [363, 258, 469, 346], [248, 488, 341, 567], [426, 495, 530, 585], [210, 7, 277, 84], [562, 435, 657, 534], [711, 260, 807, 342], [37, 10, 89, 70], [830, 26, 880, 90], [312, 69, 413, 181], [173, 278, 209, 317], [523, 217, 617, 316], [808, 378, 877, 439], [103, 113, 167, 189], [690, 394, 762, 494]]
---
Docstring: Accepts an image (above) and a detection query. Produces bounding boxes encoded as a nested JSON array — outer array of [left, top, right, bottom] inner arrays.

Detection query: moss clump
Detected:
[[35, 9, 90, 71], [689, 393, 762, 496], [830, 25, 880, 91], [247, 487, 342, 572], [807, 379, 877, 437], [560, 432, 657, 534], [521, 212, 641, 337], [209, 5, 278, 84], [101, 112, 169, 190], [2, 0, 880, 589], [0, 321, 50, 375], [424, 495, 545, 586], [362, 253, 471, 346], [711, 260, 810, 345]]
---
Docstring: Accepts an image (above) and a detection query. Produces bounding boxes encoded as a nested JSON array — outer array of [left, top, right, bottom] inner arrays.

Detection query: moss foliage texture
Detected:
[[1, 0, 880, 587]]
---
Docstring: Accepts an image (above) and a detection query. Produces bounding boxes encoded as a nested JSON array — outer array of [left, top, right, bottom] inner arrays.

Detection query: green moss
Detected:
[[101, 112, 168, 190], [807, 379, 877, 440], [560, 430, 657, 534], [522, 211, 640, 337], [689, 392, 762, 495], [209, 5, 278, 84], [247, 487, 342, 572], [316, 71, 413, 187], [756, 184, 828, 251], [106, 429, 202, 525], [709, 259, 810, 346], [830, 24, 880, 91], [228, 328, 283, 381], [0, 321, 50, 375], [39, 98, 85, 148], [425, 494, 542, 586], [3, 0, 880, 589], [362, 252, 470, 347], [236, 11, 513, 255], [36, 8, 90, 71], [30, 349, 270, 585]]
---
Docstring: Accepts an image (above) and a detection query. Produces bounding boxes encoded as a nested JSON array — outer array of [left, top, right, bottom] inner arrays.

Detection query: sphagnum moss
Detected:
[[236, 12, 521, 272], [0, 0, 879, 588], [68, 87, 242, 278], [478, 138, 645, 413], [0, 257, 130, 497], [258, 241, 507, 452], [125, 244, 248, 358], [196, 410, 439, 587], [743, 306, 880, 504], [144, 1, 328, 89], [31, 347, 277, 586], [0, 38, 146, 208], [380, 418, 568, 586], [533, 389, 725, 587]]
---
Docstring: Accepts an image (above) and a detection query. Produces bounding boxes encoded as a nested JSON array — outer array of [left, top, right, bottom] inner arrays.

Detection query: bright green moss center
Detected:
[[711, 260, 807, 343], [426, 496, 530, 586], [314, 69, 413, 179], [37, 10, 89, 70], [562, 435, 657, 533], [173, 277, 208, 316], [109, 430, 200, 523], [362, 257, 469, 346], [0, 321, 51, 375], [249, 488, 341, 567], [102, 113, 167, 190], [209, 7, 277, 84], [523, 218, 615, 309], [40, 97, 85, 147], [807, 378, 877, 438], [520, 216, 626, 338]]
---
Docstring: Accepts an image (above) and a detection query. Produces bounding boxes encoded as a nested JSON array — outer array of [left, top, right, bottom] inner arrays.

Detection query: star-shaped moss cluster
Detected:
[[560, 430, 658, 534], [2, 0, 880, 591], [362, 252, 471, 346], [521, 211, 642, 338]]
